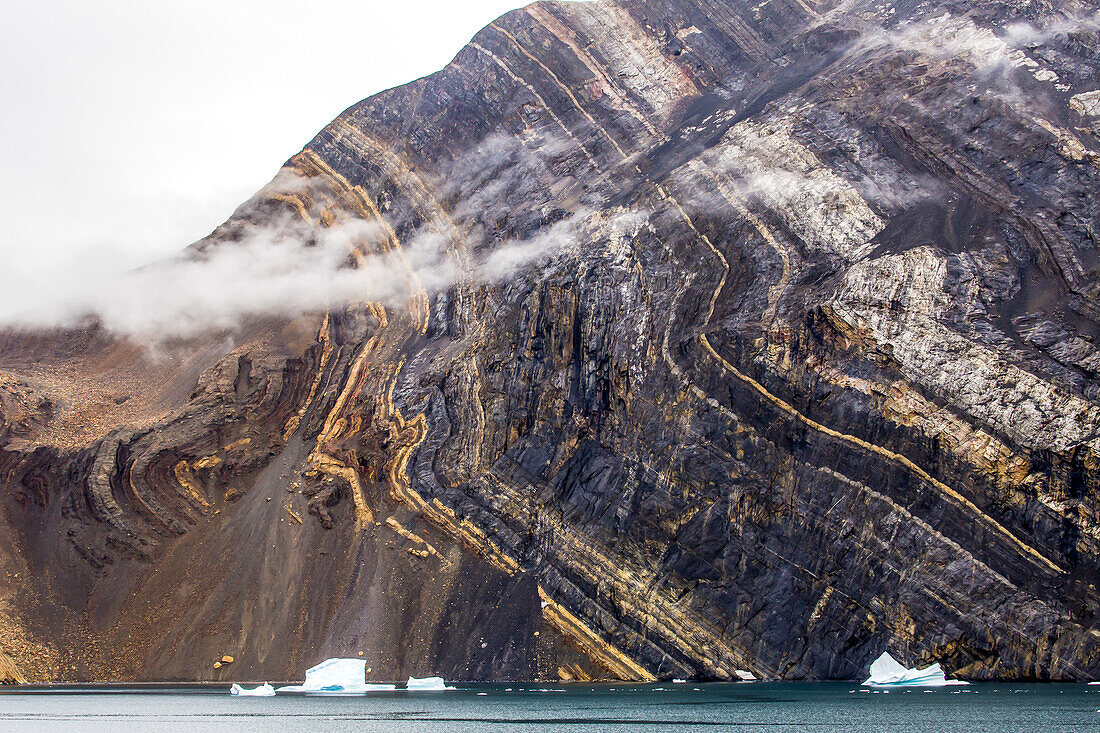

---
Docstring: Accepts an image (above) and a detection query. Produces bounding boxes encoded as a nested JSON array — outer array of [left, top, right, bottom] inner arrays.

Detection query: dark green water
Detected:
[[2, 682, 1099, 731]]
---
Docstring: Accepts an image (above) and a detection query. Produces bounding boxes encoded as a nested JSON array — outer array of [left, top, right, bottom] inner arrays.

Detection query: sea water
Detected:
[[2, 682, 1098, 732]]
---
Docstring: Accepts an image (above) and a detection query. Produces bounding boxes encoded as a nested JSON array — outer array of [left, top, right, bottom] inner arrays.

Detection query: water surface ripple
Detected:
[[2, 682, 1098, 731]]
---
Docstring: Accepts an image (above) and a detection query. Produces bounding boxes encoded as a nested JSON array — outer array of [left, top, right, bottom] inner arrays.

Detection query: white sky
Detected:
[[0, 0, 524, 281]]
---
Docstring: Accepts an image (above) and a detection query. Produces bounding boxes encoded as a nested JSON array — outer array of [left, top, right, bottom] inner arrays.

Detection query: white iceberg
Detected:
[[406, 675, 455, 691], [862, 652, 968, 687], [230, 682, 276, 696], [276, 658, 397, 695]]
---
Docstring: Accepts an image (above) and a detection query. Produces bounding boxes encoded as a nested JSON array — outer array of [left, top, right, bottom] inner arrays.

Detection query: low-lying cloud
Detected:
[[0, 134, 589, 341], [854, 10, 1100, 70]]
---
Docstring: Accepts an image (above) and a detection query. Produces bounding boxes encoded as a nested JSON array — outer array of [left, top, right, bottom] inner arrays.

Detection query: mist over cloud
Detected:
[[2, 215, 384, 338], [854, 10, 1100, 70], [0, 133, 590, 341], [847, 7, 1100, 112], [1003, 12, 1100, 47], [702, 166, 936, 215], [839, 10, 1100, 130], [673, 111, 936, 262]]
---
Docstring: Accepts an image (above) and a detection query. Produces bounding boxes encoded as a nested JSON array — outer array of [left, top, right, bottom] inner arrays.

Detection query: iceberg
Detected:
[[230, 682, 276, 696], [862, 652, 968, 687], [406, 675, 455, 691], [276, 658, 397, 695]]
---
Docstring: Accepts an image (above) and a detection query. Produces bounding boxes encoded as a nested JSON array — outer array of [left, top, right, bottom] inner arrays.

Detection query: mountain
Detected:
[[2, 0, 1100, 682]]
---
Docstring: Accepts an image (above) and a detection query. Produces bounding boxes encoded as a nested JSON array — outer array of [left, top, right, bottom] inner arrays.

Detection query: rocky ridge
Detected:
[[2, 0, 1100, 681]]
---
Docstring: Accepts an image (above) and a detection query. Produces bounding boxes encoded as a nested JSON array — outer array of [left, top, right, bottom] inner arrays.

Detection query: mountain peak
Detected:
[[2, 0, 1099, 682]]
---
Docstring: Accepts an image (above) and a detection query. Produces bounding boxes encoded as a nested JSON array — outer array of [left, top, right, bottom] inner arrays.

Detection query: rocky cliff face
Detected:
[[3, 0, 1100, 682]]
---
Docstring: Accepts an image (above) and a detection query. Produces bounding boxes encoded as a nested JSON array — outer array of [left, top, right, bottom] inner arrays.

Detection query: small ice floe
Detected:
[[230, 682, 275, 696], [862, 652, 968, 687], [736, 670, 758, 682], [276, 658, 396, 695], [672, 678, 687, 684], [406, 676, 455, 691]]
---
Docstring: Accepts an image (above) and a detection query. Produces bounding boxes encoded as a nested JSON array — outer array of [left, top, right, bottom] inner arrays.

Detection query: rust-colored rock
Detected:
[[0, 650, 25, 684]]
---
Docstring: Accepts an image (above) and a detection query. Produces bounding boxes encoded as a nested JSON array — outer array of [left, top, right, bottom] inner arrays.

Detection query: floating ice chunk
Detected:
[[276, 682, 397, 695], [672, 678, 687, 683], [736, 669, 758, 681], [230, 682, 275, 696], [276, 658, 397, 695], [302, 658, 366, 689], [862, 652, 968, 687], [406, 676, 455, 691]]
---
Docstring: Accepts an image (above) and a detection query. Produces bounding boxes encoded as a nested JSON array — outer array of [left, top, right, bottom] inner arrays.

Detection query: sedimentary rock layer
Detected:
[[2, 0, 1100, 681]]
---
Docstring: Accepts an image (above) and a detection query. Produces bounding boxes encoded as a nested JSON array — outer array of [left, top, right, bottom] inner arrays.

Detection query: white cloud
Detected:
[[0, 0, 534, 334], [0, 134, 591, 341], [854, 10, 1100, 70]]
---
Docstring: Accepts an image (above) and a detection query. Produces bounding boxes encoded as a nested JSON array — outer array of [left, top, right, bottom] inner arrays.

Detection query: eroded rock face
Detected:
[[2, 0, 1100, 681]]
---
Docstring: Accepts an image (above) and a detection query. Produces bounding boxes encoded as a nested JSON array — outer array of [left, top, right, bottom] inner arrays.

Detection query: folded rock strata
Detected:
[[2, 0, 1100, 681]]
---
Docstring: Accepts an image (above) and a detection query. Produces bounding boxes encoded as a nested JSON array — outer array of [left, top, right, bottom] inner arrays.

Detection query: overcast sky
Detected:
[[0, 0, 524, 284]]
